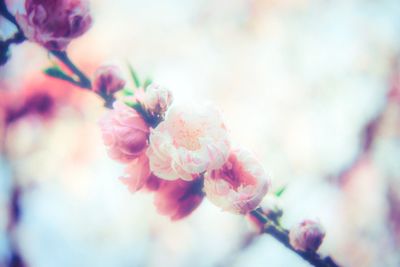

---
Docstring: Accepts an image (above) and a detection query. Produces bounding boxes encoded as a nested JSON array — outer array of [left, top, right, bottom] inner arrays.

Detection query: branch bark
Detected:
[[250, 210, 340, 267]]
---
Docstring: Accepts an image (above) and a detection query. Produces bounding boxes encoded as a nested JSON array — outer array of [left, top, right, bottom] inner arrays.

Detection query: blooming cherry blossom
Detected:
[[146, 104, 230, 181], [204, 148, 270, 214]]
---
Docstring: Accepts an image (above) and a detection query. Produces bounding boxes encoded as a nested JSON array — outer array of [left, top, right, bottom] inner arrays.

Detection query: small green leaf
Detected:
[[128, 64, 141, 88], [122, 87, 134, 96], [44, 66, 76, 84], [274, 186, 286, 197], [143, 78, 153, 89]]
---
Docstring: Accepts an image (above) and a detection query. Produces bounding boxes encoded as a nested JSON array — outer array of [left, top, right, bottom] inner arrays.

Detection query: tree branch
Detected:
[[0, 0, 19, 29], [250, 210, 340, 267], [49, 50, 92, 89]]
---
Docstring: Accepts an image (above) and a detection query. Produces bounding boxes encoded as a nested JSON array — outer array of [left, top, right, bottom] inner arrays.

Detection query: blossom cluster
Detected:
[[97, 70, 270, 220]]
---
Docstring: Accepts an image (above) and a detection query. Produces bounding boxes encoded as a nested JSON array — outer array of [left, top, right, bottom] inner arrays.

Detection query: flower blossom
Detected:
[[120, 158, 204, 220], [16, 0, 92, 50], [203, 148, 270, 214], [289, 220, 326, 252], [146, 104, 230, 181], [119, 154, 151, 192], [93, 65, 126, 96], [152, 178, 204, 220], [99, 101, 149, 163]]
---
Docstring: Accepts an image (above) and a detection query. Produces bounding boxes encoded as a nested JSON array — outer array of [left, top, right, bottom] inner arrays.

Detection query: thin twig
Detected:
[[250, 210, 340, 267], [0, 0, 26, 65], [49, 50, 92, 89]]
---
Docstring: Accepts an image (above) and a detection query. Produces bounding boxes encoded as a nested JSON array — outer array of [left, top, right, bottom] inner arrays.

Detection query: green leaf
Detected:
[[128, 64, 141, 88], [274, 186, 286, 197], [44, 66, 76, 84], [143, 78, 153, 89], [122, 87, 134, 96]]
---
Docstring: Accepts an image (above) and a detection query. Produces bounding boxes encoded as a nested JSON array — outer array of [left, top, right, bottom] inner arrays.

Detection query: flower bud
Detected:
[[289, 220, 326, 252], [99, 101, 149, 163], [93, 65, 126, 95], [141, 83, 173, 117], [16, 0, 92, 50]]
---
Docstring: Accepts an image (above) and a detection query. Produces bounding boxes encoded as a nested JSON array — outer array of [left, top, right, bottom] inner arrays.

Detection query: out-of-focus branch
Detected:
[[0, 0, 26, 65], [250, 210, 340, 267], [0, 0, 19, 29], [1, 141, 26, 267], [7, 183, 26, 267]]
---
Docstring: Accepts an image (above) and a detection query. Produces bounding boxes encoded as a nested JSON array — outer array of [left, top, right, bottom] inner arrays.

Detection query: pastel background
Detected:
[[1, 0, 400, 266]]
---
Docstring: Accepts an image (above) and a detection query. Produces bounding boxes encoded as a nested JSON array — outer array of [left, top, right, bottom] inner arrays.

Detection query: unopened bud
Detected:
[[93, 65, 126, 95], [289, 220, 325, 252], [141, 83, 173, 117]]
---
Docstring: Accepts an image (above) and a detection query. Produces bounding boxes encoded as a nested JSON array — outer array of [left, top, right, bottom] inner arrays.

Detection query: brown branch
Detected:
[[250, 210, 340, 267], [0, 0, 19, 29], [49, 50, 92, 89], [0, 0, 26, 65]]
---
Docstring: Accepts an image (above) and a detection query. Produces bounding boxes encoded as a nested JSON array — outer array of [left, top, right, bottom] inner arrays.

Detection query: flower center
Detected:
[[172, 120, 203, 151]]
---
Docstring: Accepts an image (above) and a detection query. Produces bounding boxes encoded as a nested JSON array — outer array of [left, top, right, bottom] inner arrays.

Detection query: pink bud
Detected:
[[16, 0, 92, 50], [93, 65, 126, 95], [99, 101, 149, 163], [289, 220, 326, 252], [141, 83, 173, 117]]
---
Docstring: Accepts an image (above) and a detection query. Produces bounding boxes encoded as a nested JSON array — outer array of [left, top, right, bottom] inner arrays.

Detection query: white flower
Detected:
[[146, 104, 230, 181]]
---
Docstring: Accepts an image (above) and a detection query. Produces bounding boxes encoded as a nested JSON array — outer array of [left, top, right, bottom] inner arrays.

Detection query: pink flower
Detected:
[[119, 154, 151, 192], [153, 178, 204, 221], [203, 148, 270, 214], [138, 83, 173, 117], [289, 220, 326, 252], [146, 104, 230, 181], [16, 0, 92, 50], [93, 65, 126, 95], [99, 101, 149, 163], [119, 155, 204, 220]]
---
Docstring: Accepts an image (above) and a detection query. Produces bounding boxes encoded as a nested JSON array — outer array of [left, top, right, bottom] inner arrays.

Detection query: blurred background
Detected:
[[1, 0, 400, 266]]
